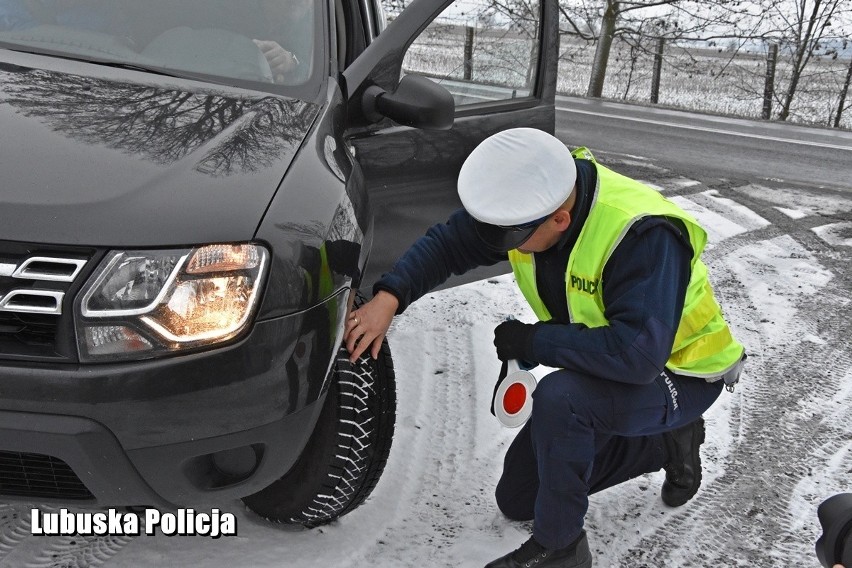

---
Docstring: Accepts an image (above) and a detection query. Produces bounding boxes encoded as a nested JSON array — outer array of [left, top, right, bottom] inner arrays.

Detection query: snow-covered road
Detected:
[[1, 158, 850, 567]]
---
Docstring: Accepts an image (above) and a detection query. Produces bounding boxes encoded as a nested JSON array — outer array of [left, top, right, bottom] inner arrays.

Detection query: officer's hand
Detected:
[[345, 291, 399, 363], [493, 319, 536, 361]]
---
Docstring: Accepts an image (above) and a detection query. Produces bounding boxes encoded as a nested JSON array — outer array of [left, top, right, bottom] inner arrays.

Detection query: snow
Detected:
[[813, 222, 852, 248], [739, 185, 852, 219], [776, 206, 809, 219], [670, 195, 754, 244]]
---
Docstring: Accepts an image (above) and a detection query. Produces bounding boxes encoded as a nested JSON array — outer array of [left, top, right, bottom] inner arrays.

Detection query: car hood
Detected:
[[0, 56, 320, 247]]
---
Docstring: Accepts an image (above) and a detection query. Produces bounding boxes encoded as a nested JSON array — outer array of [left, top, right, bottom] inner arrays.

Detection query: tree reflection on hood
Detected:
[[0, 64, 319, 177]]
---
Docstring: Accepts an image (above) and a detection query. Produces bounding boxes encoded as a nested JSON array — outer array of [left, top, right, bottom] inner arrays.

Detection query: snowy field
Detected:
[[1, 156, 850, 567]]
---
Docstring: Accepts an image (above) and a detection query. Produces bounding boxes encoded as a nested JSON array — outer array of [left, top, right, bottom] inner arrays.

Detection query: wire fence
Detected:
[[558, 36, 852, 129]]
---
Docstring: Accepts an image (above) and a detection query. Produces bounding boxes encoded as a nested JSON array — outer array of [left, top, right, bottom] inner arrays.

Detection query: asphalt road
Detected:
[[555, 95, 852, 192]]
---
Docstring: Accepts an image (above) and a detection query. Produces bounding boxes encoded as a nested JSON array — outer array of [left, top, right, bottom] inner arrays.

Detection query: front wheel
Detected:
[[242, 314, 396, 526]]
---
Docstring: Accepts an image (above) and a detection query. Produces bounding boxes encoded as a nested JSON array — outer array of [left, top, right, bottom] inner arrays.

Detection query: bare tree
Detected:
[[583, 0, 699, 98], [756, 0, 852, 120], [558, 0, 752, 98], [835, 46, 852, 127], [0, 68, 317, 176]]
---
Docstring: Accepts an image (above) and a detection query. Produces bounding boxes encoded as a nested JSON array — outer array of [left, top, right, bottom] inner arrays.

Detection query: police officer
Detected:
[[345, 128, 745, 568]]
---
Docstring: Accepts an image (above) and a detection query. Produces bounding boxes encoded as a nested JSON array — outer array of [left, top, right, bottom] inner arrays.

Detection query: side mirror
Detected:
[[362, 74, 454, 130]]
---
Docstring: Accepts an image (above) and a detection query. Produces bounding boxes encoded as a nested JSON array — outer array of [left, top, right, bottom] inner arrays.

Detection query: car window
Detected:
[[0, 0, 316, 89], [392, 0, 541, 107]]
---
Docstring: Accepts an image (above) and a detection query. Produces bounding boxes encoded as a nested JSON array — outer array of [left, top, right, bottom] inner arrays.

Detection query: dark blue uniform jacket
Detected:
[[374, 159, 694, 386]]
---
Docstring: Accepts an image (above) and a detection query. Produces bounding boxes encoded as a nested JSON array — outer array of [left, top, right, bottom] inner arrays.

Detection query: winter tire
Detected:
[[242, 295, 396, 527]]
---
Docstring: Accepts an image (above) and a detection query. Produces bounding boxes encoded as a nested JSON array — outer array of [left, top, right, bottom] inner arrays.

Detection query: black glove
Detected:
[[493, 320, 536, 362]]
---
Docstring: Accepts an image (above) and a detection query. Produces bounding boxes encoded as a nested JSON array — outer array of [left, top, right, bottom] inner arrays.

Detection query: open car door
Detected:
[[343, 0, 559, 286]]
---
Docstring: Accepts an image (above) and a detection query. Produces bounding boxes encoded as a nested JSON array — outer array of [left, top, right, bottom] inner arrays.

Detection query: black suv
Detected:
[[0, 0, 557, 525]]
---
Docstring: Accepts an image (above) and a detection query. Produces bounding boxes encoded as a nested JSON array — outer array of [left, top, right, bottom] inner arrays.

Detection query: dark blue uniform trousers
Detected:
[[495, 368, 724, 549]]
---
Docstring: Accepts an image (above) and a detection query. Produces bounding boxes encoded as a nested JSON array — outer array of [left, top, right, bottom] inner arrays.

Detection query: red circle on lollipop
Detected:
[[503, 383, 527, 415]]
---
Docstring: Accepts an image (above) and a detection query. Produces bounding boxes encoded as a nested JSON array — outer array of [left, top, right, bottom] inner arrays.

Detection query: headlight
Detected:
[[76, 243, 269, 361]]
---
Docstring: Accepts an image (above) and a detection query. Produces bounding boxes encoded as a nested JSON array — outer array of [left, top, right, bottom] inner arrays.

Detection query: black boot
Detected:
[[485, 531, 592, 568], [661, 416, 705, 507]]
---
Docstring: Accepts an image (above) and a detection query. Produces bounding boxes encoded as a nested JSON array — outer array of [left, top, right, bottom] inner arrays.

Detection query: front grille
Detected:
[[0, 312, 58, 348], [0, 241, 96, 361], [0, 451, 94, 500]]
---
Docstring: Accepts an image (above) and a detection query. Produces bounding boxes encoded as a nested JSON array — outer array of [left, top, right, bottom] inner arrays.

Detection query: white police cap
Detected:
[[458, 128, 576, 226]]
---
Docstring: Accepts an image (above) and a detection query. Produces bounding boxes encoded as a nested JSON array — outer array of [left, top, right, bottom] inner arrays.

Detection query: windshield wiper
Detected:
[[74, 58, 218, 84]]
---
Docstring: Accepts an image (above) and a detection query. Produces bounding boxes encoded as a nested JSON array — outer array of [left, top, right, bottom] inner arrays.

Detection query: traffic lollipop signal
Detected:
[[491, 359, 537, 428]]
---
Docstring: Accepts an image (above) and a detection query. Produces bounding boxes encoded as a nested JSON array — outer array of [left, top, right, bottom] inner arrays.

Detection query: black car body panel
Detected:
[[255, 82, 369, 320], [0, 296, 346, 447], [0, 0, 558, 509], [0, 52, 320, 248], [0, 295, 340, 506]]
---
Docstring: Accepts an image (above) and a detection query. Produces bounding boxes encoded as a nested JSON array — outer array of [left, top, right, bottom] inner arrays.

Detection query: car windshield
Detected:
[[0, 0, 317, 89]]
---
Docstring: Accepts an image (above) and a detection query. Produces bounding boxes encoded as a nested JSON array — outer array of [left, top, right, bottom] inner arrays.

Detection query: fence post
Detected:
[[464, 26, 474, 80], [650, 37, 665, 104], [763, 43, 778, 120], [833, 54, 852, 128]]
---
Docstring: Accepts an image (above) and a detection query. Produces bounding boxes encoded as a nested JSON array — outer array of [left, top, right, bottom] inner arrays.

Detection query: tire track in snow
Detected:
[[412, 292, 504, 554], [0, 505, 135, 568], [0, 505, 33, 563], [23, 533, 135, 568], [358, 284, 537, 567], [602, 187, 851, 566], [410, 310, 474, 556], [355, 293, 490, 565]]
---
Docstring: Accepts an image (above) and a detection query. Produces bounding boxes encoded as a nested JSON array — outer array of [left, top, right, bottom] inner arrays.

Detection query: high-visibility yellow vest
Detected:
[[508, 148, 744, 379]]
